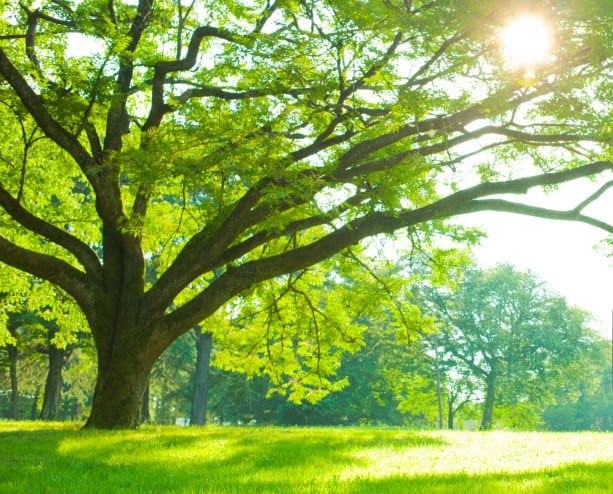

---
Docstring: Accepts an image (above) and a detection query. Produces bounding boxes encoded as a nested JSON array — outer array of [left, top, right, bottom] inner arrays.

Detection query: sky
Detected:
[[459, 177, 612, 339]]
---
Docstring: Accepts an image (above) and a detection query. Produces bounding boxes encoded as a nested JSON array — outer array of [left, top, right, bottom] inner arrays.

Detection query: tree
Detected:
[[39, 321, 74, 420], [0, 310, 45, 419], [426, 265, 600, 430], [1, 269, 88, 420], [0, 1, 611, 428], [189, 327, 213, 426], [543, 339, 612, 431]]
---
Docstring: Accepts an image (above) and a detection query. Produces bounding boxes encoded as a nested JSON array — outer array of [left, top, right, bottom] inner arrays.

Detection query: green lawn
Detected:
[[0, 421, 611, 493]]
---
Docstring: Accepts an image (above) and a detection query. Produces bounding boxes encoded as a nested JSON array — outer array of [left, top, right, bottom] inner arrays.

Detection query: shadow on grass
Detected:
[[0, 426, 610, 493]]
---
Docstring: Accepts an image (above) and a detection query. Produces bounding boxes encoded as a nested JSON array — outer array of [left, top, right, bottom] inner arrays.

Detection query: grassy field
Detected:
[[0, 421, 611, 493]]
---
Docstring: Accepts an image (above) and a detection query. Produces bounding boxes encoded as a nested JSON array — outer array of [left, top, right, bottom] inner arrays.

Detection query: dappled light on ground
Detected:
[[1, 423, 611, 493]]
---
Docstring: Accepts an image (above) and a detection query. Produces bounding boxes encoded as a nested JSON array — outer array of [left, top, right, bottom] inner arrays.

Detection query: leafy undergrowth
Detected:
[[0, 421, 611, 493]]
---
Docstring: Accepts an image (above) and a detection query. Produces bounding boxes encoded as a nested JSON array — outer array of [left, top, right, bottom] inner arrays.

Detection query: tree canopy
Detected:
[[423, 264, 600, 430], [0, 0, 611, 428]]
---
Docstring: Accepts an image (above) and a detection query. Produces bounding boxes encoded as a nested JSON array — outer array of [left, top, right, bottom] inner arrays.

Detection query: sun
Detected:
[[500, 16, 553, 70]]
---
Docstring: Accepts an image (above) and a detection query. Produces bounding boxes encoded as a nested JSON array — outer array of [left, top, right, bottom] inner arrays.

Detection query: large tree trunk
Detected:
[[7, 344, 19, 420], [40, 346, 67, 420], [84, 339, 158, 429], [479, 373, 497, 430], [190, 329, 213, 426]]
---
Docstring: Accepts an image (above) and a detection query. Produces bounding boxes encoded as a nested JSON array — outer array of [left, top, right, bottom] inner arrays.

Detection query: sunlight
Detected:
[[500, 16, 553, 70]]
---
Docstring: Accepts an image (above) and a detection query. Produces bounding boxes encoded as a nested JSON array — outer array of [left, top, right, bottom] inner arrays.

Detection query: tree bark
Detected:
[[40, 346, 67, 420], [7, 344, 19, 420], [480, 372, 497, 430], [190, 329, 213, 426], [84, 340, 157, 429]]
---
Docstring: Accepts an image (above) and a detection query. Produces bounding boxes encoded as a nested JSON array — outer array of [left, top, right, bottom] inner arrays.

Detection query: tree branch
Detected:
[[485, 126, 605, 144], [143, 184, 266, 316], [336, 48, 599, 171], [572, 180, 613, 213], [0, 48, 94, 169], [144, 25, 251, 130], [0, 236, 98, 316], [103, 0, 153, 152], [405, 32, 467, 86], [0, 183, 102, 279], [172, 83, 315, 103], [456, 199, 613, 234], [154, 160, 612, 338]]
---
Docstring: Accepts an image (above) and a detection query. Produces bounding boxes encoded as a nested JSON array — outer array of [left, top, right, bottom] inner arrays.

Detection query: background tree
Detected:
[[189, 327, 213, 426], [0, 268, 92, 420], [426, 264, 600, 430], [0, 310, 45, 419], [0, 1, 611, 428], [542, 339, 612, 431]]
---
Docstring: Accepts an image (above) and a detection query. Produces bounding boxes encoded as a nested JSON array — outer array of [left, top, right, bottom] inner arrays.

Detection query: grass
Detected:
[[0, 421, 611, 493]]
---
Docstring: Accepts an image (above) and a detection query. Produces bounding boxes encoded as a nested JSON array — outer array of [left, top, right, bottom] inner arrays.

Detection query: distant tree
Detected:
[[149, 333, 195, 424], [426, 265, 600, 430], [0, 311, 44, 419], [1, 273, 88, 420], [543, 339, 612, 431], [189, 327, 213, 426]]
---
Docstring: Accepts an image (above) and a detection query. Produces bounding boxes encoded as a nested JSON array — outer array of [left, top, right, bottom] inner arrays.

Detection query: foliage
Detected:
[[141, 262, 608, 431], [0, 0, 611, 427], [542, 340, 612, 431], [421, 264, 603, 430]]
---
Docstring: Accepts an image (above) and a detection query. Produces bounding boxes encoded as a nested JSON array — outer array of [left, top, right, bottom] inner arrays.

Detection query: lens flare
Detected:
[[500, 16, 552, 69]]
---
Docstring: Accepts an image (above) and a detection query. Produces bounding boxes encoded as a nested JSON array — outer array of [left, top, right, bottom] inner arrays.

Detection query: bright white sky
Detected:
[[460, 177, 612, 339]]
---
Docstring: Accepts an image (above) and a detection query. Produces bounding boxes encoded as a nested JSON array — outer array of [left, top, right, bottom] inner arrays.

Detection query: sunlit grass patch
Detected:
[[0, 421, 611, 493], [340, 430, 613, 481]]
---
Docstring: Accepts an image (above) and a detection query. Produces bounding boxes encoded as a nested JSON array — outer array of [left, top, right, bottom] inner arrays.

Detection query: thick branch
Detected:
[[0, 48, 94, 168], [155, 160, 612, 338], [456, 199, 613, 234], [0, 236, 97, 315], [216, 193, 370, 267], [103, 0, 153, 152], [0, 183, 102, 279], [173, 83, 315, 103], [418, 161, 612, 216], [143, 185, 266, 315], [0, 48, 128, 225]]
